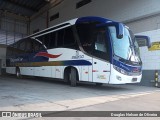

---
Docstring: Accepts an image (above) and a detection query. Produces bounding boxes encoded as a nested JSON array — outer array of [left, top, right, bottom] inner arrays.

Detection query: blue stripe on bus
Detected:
[[113, 59, 141, 72], [16, 60, 92, 67]]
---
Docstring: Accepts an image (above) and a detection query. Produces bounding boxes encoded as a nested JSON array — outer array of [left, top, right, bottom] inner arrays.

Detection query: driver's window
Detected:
[[95, 31, 107, 53]]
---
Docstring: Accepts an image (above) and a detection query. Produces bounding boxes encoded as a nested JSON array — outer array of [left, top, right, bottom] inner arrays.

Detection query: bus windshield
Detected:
[[109, 26, 141, 63]]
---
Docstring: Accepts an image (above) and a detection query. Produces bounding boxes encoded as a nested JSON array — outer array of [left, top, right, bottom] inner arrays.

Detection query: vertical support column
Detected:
[[0, 13, 1, 29], [155, 70, 159, 87], [0, 60, 1, 75]]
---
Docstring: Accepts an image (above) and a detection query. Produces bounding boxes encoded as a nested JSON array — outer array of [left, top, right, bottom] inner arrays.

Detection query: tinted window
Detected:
[[64, 27, 75, 46], [37, 35, 49, 48], [76, 23, 95, 53], [24, 38, 45, 52], [25, 39, 33, 52], [76, 22, 109, 60], [19, 40, 26, 51], [35, 26, 77, 49], [95, 30, 107, 53], [57, 29, 65, 47], [32, 40, 45, 52], [48, 32, 56, 49], [36, 32, 56, 49]]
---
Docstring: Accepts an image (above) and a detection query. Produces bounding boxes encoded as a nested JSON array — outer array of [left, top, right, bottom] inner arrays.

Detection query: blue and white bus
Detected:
[[6, 16, 151, 86]]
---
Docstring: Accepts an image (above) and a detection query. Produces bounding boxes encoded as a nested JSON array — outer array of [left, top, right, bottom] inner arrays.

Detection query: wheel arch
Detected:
[[63, 66, 80, 81]]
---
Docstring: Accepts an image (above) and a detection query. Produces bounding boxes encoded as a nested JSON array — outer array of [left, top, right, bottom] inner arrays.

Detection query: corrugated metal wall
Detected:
[[0, 17, 27, 45]]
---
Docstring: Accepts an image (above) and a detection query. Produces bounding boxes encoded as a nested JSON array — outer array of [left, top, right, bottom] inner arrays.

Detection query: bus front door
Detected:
[[92, 58, 110, 83]]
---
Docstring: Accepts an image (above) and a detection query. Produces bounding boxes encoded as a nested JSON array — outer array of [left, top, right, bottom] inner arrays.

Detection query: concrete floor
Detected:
[[0, 75, 160, 119]]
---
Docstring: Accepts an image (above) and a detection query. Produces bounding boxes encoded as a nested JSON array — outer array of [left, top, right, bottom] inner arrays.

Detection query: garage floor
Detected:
[[0, 75, 160, 119], [0, 75, 159, 111]]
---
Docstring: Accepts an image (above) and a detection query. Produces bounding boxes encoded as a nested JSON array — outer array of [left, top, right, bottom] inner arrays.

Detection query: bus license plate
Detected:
[[132, 78, 137, 82]]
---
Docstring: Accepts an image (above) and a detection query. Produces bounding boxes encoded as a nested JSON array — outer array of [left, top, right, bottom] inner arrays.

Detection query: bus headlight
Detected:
[[113, 65, 128, 75]]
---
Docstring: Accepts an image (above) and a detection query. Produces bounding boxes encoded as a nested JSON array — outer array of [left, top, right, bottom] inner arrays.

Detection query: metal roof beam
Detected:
[[6, 0, 39, 13]]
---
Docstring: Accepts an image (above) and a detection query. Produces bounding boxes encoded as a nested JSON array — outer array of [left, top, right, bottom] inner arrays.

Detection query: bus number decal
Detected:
[[97, 75, 106, 80]]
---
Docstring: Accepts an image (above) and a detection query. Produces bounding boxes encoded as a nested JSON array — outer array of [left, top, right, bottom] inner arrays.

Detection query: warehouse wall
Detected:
[[30, 12, 47, 34], [0, 13, 28, 73], [126, 15, 160, 33], [126, 14, 160, 70], [132, 28, 160, 86], [30, 0, 160, 32], [0, 17, 28, 45], [125, 13, 160, 86]]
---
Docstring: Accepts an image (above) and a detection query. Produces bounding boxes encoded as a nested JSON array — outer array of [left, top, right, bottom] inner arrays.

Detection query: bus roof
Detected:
[[76, 16, 114, 24], [27, 16, 117, 38]]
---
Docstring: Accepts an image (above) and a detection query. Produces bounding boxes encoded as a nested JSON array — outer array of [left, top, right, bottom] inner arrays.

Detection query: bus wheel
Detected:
[[69, 68, 77, 87], [96, 83, 103, 86], [16, 68, 21, 78], [64, 69, 69, 83]]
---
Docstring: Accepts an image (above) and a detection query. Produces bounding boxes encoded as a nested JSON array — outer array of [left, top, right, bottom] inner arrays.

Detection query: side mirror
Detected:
[[107, 22, 124, 39], [116, 23, 124, 39], [135, 35, 151, 48]]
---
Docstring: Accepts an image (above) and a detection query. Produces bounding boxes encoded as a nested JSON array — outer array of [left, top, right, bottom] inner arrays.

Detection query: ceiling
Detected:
[[0, 0, 50, 17]]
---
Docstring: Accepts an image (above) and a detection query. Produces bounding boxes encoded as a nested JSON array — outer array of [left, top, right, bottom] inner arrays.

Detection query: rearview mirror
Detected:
[[135, 35, 151, 48], [107, 22, 124, 39], [116, 23, 124, 39]]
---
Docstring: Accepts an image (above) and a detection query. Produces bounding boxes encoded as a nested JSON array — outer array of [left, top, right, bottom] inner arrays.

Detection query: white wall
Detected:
[[136, 29, 160, 70], [30, 0, 160, 32], [126, 14, 160, 33]]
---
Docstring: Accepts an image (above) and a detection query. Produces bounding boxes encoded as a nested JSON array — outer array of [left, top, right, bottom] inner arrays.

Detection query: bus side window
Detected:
[[64, 27, 75, 46], [92, 27, 109, 60], [36, 35, 47, 49], [95, 31, 107, 53], [76, 23, 94, 52], [25, 39, 33, 53], [57, 29, 65, 47], [35, 45, 40, 52], [19, 40, 26, 51], [48, 32, 56, 49], [32, 41, 39, 52], [32, 40, 45, 52], [43, 34, 50, 48]]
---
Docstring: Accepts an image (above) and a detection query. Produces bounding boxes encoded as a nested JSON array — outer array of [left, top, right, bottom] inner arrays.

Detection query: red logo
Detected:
[[35, 52, 62, 58]]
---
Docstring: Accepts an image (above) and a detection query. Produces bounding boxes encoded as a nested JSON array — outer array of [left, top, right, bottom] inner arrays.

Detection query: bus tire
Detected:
[[64, 69, 69, 83], [16, 68, 22, 78], [69, 68, 77, 87]]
